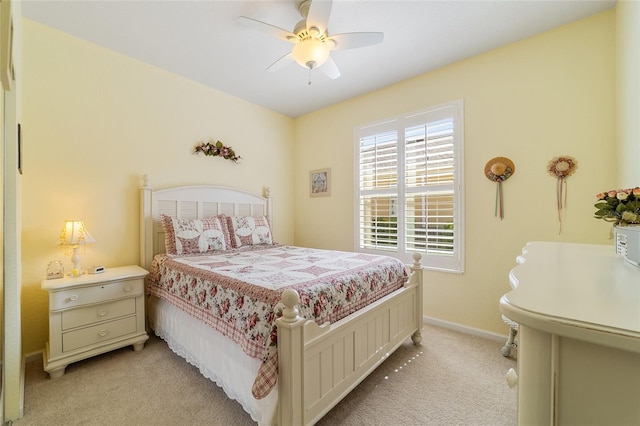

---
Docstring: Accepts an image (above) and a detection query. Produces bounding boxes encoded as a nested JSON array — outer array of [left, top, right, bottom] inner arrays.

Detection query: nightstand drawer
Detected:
[[50, 279, 144, 311], [61, 298, 136, 330], [62, 316, 137, 353]]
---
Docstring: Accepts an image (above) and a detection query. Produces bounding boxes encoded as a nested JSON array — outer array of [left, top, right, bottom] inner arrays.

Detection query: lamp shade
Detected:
[[292, 38, 330, 69], [59, 220, 95, 246]]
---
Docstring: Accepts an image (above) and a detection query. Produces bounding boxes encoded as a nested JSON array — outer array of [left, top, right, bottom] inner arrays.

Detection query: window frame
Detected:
[[353, 100, 465, 273]]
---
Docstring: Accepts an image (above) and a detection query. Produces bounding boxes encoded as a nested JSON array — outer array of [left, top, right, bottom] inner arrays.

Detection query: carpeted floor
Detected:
[[14, 323, 516, 425]]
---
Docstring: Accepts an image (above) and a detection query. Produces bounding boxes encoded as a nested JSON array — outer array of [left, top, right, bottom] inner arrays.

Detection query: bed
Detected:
[[139, 175, 424, 425]]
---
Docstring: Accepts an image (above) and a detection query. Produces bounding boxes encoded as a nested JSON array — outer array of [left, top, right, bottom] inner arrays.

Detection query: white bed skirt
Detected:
[[147, 295, 278, 425]]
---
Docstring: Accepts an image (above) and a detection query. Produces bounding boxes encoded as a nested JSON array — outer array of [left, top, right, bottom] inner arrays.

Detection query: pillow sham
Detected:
[[161, 214, 231, 255], [226, 215, 273, 248]]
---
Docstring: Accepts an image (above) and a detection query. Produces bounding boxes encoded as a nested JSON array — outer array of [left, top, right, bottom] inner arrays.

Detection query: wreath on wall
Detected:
[[194, 139, 242, 163], [547, 155, 578, 234]]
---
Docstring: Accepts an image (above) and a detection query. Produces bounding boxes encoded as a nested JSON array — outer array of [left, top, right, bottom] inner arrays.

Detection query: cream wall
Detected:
[[294, 11, 617, 335], [20, 20, 295, 354], [617, 0, 640, 186]]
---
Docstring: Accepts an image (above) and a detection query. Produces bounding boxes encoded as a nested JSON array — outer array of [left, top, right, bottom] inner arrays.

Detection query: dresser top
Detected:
[[502, 242, 640, 339], [42, 265, 148, 291]]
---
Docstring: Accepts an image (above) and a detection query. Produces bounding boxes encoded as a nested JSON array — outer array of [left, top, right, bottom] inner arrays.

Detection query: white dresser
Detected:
[[500, 242, 640, 425], [42, 265, 149, 379]]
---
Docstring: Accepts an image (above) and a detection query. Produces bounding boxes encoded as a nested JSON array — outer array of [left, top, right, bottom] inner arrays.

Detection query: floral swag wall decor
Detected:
[[594, 187, 640, 226], [194, 139, 241, 163]]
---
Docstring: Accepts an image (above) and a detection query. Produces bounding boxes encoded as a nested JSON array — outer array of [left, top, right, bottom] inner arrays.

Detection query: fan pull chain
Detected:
[[308, 68, 312, 85]]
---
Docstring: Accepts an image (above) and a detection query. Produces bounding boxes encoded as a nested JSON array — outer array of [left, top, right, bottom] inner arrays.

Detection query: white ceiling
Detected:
[[22, 0, 616, 118]]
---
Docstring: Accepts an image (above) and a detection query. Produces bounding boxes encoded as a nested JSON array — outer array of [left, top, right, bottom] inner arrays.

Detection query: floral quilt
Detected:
[[146, 245, 408, 399]]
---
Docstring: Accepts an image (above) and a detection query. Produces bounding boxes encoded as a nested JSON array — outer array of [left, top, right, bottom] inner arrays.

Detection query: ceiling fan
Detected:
[[238, 0, 384, 82]]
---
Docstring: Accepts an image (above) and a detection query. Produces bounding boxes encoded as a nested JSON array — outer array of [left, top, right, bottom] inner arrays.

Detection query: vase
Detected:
[[613, 225, 640, 267]]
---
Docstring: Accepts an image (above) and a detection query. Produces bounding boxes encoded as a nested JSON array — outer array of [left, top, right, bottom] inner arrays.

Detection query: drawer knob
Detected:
[[69, 295, 79, 302], [124, 285, 132, 292], [506, 368, 518, 388], [99, 329, 108, 338], [98, 309, 107, 317]]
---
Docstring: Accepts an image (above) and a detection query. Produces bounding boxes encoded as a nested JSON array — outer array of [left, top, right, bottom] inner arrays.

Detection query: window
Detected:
[[354, 100, 464, 272]]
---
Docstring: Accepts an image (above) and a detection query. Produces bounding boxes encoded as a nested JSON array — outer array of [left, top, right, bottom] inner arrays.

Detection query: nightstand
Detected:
[[42, 265, 149, 379]]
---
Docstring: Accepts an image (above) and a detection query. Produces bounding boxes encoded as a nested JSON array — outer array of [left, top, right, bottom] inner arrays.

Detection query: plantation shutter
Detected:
[[355, 100, 464, 272], [405, 117, 455, 255], [358, 130, 399, 252]]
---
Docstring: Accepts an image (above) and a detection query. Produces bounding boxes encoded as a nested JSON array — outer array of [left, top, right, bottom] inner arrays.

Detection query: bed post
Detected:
[[410, 252, 424, 345], [276, 289, 306, 426], [264, 187, 273, 235], [140, 174, 153, 270]]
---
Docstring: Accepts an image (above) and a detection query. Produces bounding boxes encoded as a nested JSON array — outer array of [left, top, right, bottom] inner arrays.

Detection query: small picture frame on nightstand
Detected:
[[46, 261, 64, 279]]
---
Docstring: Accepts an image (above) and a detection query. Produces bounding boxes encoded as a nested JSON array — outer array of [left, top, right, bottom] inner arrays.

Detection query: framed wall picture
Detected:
[[310, 168, 331, 197]]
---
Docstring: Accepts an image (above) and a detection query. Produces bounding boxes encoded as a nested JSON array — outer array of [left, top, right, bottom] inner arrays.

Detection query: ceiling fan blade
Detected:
[[328, 32, 384, 50], [267, 52, 294, 72], [238, 16, 297, 43], [306, 0, 332, 35], [320, 56, 340, 79]]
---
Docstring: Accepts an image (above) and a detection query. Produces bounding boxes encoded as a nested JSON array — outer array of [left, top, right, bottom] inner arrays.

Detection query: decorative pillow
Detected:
[[227, 215, 274, 248], [161, 214, 231, 255]]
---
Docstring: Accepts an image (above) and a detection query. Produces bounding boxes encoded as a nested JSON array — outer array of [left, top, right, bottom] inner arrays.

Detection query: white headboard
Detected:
[[139, 174, 272, 270]]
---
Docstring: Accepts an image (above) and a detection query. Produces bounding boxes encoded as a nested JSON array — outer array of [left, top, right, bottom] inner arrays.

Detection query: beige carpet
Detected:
[[14, 324, 516, 425]]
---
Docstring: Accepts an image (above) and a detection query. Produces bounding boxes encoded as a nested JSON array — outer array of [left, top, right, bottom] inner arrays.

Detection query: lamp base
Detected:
[[71, 246, 82, 277]]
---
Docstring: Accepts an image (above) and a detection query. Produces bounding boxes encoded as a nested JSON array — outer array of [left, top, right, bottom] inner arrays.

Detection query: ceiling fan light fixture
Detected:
[[292, 38, 329, 69]]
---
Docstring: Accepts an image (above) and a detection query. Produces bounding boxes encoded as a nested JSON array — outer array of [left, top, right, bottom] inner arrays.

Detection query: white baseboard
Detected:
[[423, 315, 508, 343], [23, 350, 43, 364]]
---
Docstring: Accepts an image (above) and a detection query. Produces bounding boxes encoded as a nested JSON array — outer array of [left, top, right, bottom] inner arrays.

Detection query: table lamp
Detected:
[[59, 220, 95, 277]]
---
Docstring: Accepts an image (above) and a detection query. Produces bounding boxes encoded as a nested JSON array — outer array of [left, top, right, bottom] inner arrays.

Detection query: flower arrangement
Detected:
[[594, 187, 640, 226], [194, 139, 241, 163]]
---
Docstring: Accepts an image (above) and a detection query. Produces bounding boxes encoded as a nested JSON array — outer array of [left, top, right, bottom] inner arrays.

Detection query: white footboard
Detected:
[[276, 254, 423, 425]]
